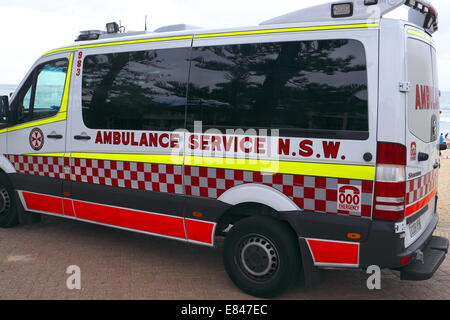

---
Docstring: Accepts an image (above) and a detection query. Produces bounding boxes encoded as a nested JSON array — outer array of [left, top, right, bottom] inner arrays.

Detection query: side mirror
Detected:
[[440, 143, 448, 151], [0, 95, 9, 123]]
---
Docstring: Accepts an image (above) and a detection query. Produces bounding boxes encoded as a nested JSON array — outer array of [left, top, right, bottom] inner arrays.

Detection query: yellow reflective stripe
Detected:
[[59, 53, 74, 113], [44, 46, 78, 56], [43, 23, 379, 56], [31, 152, 185, 165], [28, 152, 375, 181], [71, 153, 185, 165], [23, 153, 69, 158], [194, 23, 380, 39], [5, 53, 74, 133], [43, 35, 193, 56], [6, 113, 67, 133], [407, 29, 435, 45], [184, 156, 375, 180]]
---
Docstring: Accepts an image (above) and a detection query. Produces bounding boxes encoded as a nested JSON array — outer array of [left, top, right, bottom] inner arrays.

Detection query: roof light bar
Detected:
[[106, 22, 120, 34], [331, 3, 353, 18], [75, 30, 104, 42], [405, 0, 438, 33]]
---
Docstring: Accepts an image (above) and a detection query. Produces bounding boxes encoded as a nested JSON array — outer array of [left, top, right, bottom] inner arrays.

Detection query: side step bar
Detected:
[[401, 236, 449, 281]]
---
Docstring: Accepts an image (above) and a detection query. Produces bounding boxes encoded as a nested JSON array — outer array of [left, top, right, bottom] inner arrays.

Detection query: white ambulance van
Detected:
[[0, 0, 448, 297]]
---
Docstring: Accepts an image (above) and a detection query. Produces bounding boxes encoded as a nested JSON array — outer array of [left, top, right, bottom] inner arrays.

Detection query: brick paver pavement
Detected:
[[2, 158, 450, 300], [0, 214, 448, 300]]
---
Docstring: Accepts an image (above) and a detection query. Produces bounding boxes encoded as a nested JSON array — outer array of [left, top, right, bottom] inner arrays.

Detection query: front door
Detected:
[[6, 53, 74, 217]]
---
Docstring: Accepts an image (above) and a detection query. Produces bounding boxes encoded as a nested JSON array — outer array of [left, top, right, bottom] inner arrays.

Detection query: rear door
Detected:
[[68, 40, 192, 241], [404, 27, 440, 248]]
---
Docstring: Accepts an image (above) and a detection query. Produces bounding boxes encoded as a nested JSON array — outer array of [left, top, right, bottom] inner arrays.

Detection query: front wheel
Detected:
[[0, 173, 19, 228], [222, 216, 301, 298]]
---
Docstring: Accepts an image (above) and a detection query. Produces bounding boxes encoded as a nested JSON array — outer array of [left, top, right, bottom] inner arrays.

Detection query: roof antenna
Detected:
[[145, 15, 148, 31], [118, 20, 126, 33]]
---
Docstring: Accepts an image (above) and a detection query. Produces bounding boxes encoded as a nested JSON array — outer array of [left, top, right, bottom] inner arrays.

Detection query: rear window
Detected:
[[187, 39, 369, 140], [407, 38, 439, 143]]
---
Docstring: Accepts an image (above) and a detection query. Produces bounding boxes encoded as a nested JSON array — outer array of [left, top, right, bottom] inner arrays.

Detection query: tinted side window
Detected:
[[82, 48, 190, 131], [12, 59, 68, 125], [187, 39, 369, 140], [32, 62, 68, 120]]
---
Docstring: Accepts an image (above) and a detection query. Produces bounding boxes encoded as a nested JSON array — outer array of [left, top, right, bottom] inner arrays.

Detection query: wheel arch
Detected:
[[0, 155, 17, 175], [218, 183, 300, 212], [216, 183, 301, 237]]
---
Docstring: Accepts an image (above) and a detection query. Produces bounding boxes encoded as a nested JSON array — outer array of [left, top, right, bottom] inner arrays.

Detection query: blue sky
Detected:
[[0, 0, 449, 90]]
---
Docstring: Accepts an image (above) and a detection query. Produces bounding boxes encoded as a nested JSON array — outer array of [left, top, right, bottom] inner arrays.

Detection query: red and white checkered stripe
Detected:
[[406, 170, 439, 205], [184, 166, 374, 217], [71, 158, 184, 194], [6, 155, 374, 218], [5, 155, 71, 180]]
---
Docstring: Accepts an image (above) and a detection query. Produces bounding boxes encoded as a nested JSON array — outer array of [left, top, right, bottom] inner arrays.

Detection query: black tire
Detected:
[[223, 216, 301, 298], [0, 173, 19, 228]]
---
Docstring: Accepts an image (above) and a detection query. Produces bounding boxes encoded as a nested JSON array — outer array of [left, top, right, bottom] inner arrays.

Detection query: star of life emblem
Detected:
[[29, 128, 44, 151]]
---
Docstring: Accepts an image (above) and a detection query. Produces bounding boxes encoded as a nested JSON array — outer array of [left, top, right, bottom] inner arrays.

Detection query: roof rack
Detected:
[[261, 0, 438, 33], [154, 24, 202, 33], [75, 22, 203, 42], [74, 1, 438, 43], [99, 31, 149, 40]]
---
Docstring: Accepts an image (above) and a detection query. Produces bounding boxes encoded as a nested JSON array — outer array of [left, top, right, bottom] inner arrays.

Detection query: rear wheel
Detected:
[[0, 173, 19, 228], [223, 216, 301, 298]]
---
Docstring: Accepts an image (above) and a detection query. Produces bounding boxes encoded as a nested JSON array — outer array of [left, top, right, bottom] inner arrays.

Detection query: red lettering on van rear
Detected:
[[416, 85, 439, 110]]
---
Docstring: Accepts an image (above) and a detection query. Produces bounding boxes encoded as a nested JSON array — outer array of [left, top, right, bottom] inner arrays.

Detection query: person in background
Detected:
[[440, 134, 449, 158]]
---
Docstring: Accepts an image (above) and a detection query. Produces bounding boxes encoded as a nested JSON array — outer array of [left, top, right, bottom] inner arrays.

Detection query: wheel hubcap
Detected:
[[0, 186, 11, 215], [238, 235, 279, 281]]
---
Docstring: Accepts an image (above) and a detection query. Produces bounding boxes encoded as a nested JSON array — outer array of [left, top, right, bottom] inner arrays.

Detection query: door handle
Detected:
[[47, 134, 63, 140], [74, 135, 91, 141], [418, 153, 429, 162]]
